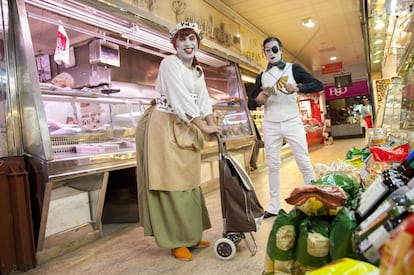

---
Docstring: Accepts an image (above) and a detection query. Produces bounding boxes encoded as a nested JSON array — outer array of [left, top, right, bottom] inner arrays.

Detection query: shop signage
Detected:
[[321, 62, 343, 74], [324, 80, 369, 100]]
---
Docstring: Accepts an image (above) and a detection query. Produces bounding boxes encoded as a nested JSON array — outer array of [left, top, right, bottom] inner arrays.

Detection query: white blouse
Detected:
[[155, 55, 212, 123]]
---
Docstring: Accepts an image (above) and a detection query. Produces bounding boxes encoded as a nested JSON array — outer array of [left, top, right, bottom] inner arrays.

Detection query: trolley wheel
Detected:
[[214, 238, 236, 260]]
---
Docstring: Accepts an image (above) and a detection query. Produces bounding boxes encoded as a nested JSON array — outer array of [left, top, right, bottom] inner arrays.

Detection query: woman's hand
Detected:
[[191, 116, 221, 137], [202, 124, 220, 135]]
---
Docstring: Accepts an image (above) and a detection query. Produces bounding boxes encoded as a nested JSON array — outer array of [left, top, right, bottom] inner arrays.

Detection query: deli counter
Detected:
[[5, 0, 257, 262], [28, 82, 255, 263]]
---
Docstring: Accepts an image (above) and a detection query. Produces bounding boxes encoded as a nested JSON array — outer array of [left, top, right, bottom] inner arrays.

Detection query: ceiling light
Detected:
[[329, 56, 337, 61], [374, 21, 385, 30], [302, 18, 315, 28], [374, 39, 383, 44], [373, 60, 381, 63]]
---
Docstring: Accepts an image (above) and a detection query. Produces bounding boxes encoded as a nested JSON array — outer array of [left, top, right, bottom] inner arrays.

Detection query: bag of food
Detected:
[[312, 172, 360, 210], [379, 213, 414, 275], [294, 217, 331, 274], [329, 207, 357, 261], [370, 143, 409, 163], [307, 258, 378, 275], [263, 209, 306, 275], [285, 185, 347, 216]]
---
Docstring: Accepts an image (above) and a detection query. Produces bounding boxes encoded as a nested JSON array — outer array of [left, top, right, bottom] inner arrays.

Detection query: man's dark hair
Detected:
[[263, 37, 282, 48]]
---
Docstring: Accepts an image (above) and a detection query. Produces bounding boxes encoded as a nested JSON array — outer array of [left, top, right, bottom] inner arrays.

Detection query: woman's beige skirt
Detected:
[[136, 107, 211, 248]]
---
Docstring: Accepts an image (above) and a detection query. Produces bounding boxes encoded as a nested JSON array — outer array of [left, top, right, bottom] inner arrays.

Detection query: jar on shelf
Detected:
[[368, 128, 387, 147]]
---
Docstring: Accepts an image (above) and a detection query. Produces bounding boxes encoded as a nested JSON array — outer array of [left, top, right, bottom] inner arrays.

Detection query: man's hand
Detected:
[[285, 83, 299, 94], [256, 86, 274, 105], [255, 91, 269, 105]]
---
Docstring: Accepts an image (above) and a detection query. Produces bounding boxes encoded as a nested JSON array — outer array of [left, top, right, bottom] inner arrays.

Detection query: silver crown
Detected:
[[168, 22, 202, 41]]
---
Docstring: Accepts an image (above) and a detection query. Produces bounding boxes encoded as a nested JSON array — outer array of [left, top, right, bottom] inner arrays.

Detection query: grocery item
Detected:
[[356, 169, 406, 220], [355, 187, 414, 240], [379, 213, 414, 275], [307, 258, 378, 275], [314, 173, 360, 199], [354, 205, 413, 264], [263, 209, 306, 275], [329, 207, 357, 261], [285, 185, 347, 216], [294, 217, 331, 274]]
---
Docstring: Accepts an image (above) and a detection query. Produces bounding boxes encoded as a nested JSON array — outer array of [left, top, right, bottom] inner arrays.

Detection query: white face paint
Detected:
[[264, 40, 282, 64], [175, 33, 199, 63]]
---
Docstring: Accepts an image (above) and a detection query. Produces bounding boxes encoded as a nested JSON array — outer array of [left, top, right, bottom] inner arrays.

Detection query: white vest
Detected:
[[261, 63, 300, 122]]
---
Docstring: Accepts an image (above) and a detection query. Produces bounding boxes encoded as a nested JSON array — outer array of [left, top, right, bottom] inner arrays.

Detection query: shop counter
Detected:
[[332, 123, 364, 138]]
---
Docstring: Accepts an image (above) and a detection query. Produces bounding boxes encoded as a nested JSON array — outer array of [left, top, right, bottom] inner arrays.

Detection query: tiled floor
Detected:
[[24, 137, 366, 275]]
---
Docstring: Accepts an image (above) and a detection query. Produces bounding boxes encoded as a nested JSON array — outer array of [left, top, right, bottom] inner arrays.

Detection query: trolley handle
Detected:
[[215, 133, 228, 159]]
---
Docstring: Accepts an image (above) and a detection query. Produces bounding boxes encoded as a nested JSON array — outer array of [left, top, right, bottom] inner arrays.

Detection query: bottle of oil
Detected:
[[355, 187, 414, 240], [356, 152, 414, 220], [355, 205, 413, 264]]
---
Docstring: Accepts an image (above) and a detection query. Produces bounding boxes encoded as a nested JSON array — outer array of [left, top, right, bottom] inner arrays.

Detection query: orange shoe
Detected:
[[191, 240, 210, 249], [171, 247, 192, 261]]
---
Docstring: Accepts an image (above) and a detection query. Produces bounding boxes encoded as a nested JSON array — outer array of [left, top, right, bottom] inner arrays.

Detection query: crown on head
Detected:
[[168, 22, 202, 41]]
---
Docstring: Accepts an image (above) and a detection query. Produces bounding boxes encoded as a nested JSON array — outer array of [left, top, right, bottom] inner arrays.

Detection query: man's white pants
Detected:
[[263, 116, 315, 214]]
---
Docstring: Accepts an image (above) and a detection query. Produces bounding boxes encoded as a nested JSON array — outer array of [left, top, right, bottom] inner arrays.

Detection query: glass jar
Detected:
[[369, 128, 387, 147]]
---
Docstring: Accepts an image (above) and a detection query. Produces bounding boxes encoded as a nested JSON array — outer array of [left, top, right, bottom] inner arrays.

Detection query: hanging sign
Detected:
[[321, 61, 343, 74], [324, 80, 369, 100], [54, 25, 70, 65]]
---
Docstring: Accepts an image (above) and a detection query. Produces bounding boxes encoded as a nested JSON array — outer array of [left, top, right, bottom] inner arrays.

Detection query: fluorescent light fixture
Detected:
[[329, 56, 337, 61], [302, 18, 315, 28]]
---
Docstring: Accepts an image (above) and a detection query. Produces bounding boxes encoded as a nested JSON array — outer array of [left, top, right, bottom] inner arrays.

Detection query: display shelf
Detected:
[[377, 81, 414, 132]]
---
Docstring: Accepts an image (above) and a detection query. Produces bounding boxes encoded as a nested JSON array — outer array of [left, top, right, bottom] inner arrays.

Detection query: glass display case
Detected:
[[249, 110, 323, 147], [33, 86, 152, 256], [375, 80, 414, 150], [377, 81, 414, 131], [40, 85, 150, 176]]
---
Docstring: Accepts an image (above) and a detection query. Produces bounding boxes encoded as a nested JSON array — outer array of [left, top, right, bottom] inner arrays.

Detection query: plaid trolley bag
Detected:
[[213, 134, 264, 260]]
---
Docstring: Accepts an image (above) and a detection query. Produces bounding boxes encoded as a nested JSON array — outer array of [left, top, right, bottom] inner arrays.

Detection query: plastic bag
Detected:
[[285, 185, 347, 216], [345, 146, 370, 160], [263, 209, 306, 275], [294, 217, 331, 274], [314, 173, 360, 198], [370, 143, 409, 163], [314, 161, 360, 184], [307, 258, 378, 275], [345, 146, 370, 169], [329, 207, 358, 261], [54, 25, 70, 65]]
